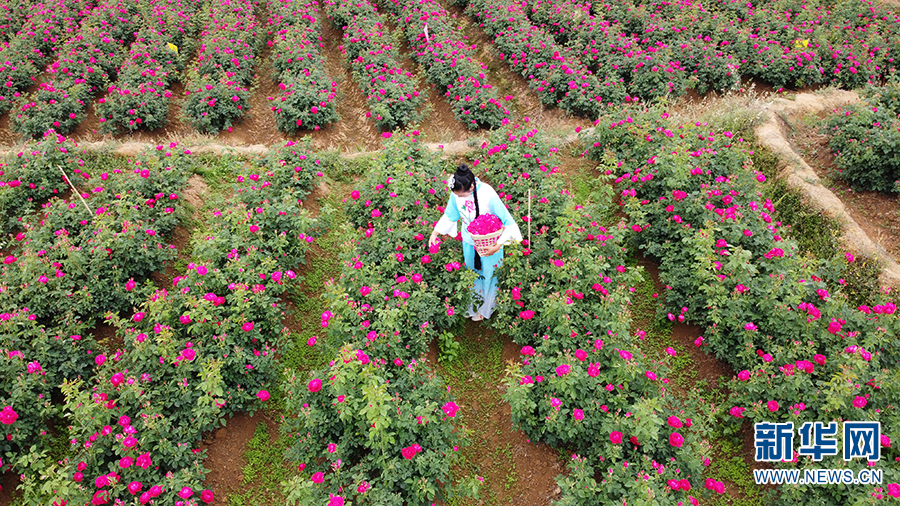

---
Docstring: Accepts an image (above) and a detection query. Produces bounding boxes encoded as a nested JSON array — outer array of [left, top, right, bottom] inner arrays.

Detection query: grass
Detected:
[[225, 421, 292, 506], [705, 431, 771, 506], [192, 152, 251, 192], [279, 182, 350, 375], [437, 324, 512, 506], [750, 145, 842, 260], [625, 260, 698, 386]]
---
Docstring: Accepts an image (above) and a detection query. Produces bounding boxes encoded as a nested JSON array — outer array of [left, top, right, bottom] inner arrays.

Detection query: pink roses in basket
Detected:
[[467, 214, 503, 236]]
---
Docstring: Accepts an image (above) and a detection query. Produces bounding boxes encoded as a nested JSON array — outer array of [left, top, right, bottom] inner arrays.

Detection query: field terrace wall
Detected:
[[321, 0, 423, 130], [96, 0, 203, 134], [375, 0, 512, 129], [457, 0, 626, 117], [265, 0, 339, 134], [580, 105, 900, 504]]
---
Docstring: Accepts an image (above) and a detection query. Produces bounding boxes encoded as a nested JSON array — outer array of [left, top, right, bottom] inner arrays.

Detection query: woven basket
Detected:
[[471, 226, 504, 257]]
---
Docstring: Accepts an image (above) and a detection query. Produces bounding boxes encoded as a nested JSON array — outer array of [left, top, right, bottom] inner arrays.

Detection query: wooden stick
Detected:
[[527, 188, 531, 247], [59, 165, 92, 216]]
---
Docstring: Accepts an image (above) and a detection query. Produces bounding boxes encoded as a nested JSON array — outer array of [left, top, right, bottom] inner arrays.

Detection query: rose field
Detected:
[[0, 0, 899, 504]]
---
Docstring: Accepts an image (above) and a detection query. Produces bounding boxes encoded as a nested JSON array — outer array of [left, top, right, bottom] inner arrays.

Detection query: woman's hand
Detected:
[[482, 243, 501, 256], [429, 230, 441, 247]]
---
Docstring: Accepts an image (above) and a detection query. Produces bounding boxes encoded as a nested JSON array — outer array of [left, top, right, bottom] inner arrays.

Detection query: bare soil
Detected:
[[430, 323, 566, 506], [0, 474, 19, 505], [199, 411, 281, 505]]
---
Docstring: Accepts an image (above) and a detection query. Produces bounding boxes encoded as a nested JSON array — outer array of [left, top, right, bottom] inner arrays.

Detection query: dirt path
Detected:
[[428, 323, 565, 506], [200, 411, 281, 505]]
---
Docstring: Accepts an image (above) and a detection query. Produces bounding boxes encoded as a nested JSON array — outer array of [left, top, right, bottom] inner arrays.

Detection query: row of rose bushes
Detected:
[[0, 0, 83, 115], [265, 0, 340, 133], [460, 124, 719, 504], [10, 0, 136, 138], [321, 0, 423, 130], [526, 0, 900, 98], [181, 0, 260, 134], [0, 130, 81, 238], [824, 82, 900, 193], [375, 0, 512, 129], [1, 136, 329, 504], [280, 132, 485, 504], [456, 0, 627, 117], [581, 104, 899, 503], [527, 0, 740, 99], [0, 136, 190, 325], [96, 0, 203, 134], [0, 135, 192, 502]]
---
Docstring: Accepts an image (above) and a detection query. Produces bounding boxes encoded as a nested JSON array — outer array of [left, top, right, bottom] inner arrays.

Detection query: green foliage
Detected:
[[323, 0, 423, 130], [583, 102, 900, 505], [0, 130, 84, 240], [11, 82, 91, 139], [824, 83, 900, 193], [182, 73, 252, 134], [268, 0, 339, 134], [438, 331, 460, 363], [282, 346, 477, 506]]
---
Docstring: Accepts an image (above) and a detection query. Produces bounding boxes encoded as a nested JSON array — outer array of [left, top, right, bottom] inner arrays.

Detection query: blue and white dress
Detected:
[[433, 177, 523, 319]]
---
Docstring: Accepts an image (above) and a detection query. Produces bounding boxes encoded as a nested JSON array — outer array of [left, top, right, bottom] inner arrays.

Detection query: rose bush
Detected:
[[463, 0, 625, 116], [583, 102, 899, 504], [266, 0, 340, 133], [0, 313, 98, 474], [0, 130, 83, 239], [0, 142, 192, 324], [322, 0, 423, 130], [233, 137, 327, 208], [824, 82, 900, 193], [7, 137, 326, 504], [376, 0, 511, 129], [282, 346, 479, 505], [95, 29, 183, 133], [282, 130, 482, 505]]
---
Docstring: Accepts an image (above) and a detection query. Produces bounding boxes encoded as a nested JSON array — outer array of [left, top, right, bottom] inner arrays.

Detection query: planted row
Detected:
[[322, 0, 422, 129], [265, 0, 339, 133], [376, 0, 511, 129], [460, 0, 625, 117], [97, 0, 202, 134], [182, 0, 260, 133], [11, 1, 136, 138], [824, 82, 900, 193], [2, 139, 328, 504], [280, 132, 482, 504], [465, 124, 719, 504], [582, 104, 900, 504]]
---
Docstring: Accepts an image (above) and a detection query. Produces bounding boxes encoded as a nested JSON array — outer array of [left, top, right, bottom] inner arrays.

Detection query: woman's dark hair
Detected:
[[451, 164, 479, 217], [451, 164, 476, 192], [452, 164, 483, 269]]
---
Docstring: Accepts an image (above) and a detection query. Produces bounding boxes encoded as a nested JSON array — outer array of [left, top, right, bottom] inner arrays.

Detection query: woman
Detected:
[[429, 164, 523, 321]]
